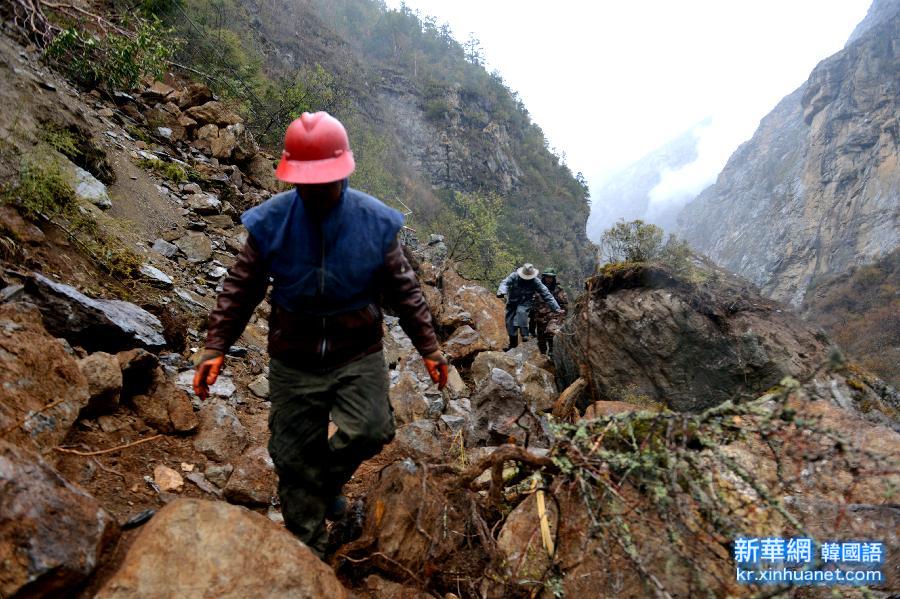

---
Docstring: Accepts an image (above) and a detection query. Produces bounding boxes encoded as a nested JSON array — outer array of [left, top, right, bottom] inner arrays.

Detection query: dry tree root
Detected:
[[334, 446, 557, 596], [3, 0, 128, 48], [3, 0, 57, 46]]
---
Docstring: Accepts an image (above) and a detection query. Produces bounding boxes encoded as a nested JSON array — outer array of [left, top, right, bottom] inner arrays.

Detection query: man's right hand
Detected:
[[192, 349, 224, 400]]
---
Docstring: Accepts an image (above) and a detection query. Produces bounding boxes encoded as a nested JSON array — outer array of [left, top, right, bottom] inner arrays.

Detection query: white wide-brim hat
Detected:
[[517, 263, 539, 280]]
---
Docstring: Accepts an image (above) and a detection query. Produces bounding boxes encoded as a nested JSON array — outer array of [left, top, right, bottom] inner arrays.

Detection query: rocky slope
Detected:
[[0, 10, 898, 599], [678, 0, 899, 307]]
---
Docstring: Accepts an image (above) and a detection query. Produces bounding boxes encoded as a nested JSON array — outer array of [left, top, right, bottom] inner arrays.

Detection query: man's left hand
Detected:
[[423, 351, 449, 390]]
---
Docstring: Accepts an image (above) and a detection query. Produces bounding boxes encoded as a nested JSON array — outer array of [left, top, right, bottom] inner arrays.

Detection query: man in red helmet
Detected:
[[192, 112, 448, 556]]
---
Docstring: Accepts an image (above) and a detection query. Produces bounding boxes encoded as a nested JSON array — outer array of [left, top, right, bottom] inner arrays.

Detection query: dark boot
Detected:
[[506, 335, 518, 351]]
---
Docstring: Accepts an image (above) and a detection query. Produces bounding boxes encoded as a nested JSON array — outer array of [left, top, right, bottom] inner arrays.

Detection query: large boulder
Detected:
[[440, 269, 507, 350], [471, 346, 557, 412], [390, 420, 446, 460], [0, 302, 90, 456], [176, 82, 213, 110], [466, 368, 548, 448], [493, 372, 900, 597], [23, 274, 166, 352], [174, 232, 213, 263], [95, 499, 347, 598], [0, 441, 117, 597], [229, 123, 258, 162], [554, 263, 830, 412], [443, 324, 489, 361], [211, 126, 237, 160]]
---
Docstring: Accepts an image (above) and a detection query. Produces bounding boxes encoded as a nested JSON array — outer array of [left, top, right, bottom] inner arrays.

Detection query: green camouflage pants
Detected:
[[267, 350, 393, 555]]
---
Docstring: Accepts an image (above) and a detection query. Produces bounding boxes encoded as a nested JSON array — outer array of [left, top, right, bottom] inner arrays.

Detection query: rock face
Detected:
[[678, 2, 900, 306], [95, 499, 347, 598], [0, 441, 117, 598], [23, 274, 166, 352], [554, 264, 829, 412], [0, 302, 90, 456]]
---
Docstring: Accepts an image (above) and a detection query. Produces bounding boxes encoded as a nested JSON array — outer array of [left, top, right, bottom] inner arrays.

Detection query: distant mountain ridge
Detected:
[[677, 0, 899, 306], [586, 122, 705, 240]]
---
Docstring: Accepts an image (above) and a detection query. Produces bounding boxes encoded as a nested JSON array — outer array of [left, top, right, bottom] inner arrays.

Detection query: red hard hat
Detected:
[[274, 112, 355, 184]]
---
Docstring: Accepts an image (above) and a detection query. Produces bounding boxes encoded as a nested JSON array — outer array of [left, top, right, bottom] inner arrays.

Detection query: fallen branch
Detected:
[[54, 434, 163, 456], [552, 377, 587, 419]]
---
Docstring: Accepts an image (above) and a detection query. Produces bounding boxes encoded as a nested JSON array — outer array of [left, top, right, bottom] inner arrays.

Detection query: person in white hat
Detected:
[[496, 263, 562, 349]]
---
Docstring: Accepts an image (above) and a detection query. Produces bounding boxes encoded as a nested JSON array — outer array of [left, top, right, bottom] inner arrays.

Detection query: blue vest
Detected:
[[241, 185, 404, 316]]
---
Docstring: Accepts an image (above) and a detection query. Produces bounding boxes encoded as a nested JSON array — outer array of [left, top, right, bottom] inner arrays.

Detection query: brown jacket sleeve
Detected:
[[204, 237, 269, 352], [379, 239, 440, 356]]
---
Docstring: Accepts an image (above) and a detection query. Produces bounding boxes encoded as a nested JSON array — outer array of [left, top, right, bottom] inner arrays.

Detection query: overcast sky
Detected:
[[384, 0, 871, 208]]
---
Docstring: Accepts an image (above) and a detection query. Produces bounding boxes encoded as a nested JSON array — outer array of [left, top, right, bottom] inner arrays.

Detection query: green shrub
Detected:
[[600, 219, 695, 275], [45, 16, 175, 92], [39, 124, 81, 161], [1, 157, 76, 220], [138, 158, 187, 183], [436, 191, 516, 283]]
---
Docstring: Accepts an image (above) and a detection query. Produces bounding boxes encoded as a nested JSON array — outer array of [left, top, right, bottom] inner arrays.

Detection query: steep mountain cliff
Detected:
[[157, 0, 593, 279], [677, 0, 899, 307]]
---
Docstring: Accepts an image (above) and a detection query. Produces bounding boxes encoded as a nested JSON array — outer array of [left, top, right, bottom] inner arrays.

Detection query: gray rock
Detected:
[[73, 167, 111, 210], [446, 398, 472, 418], [174, 288, 205, 309], [24, 273, 166, 352], [207, 265, 228, 279], [223, 446, 277, 507], [248, 374, 269, 398], [193, 401, 249, 462], [185, 472, 222, 496], [205, 464, 234, 488], [175, 370, 235, 398], [392, 420, 444, 459], [466, 368, 549, 448], [151, 239, 178, 259], [156, 126, 173, 139], [139, 264, 173, 288], [439, 414, 466, 434], [174, 232, 213, 263], [184, 193, 221, 216]]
